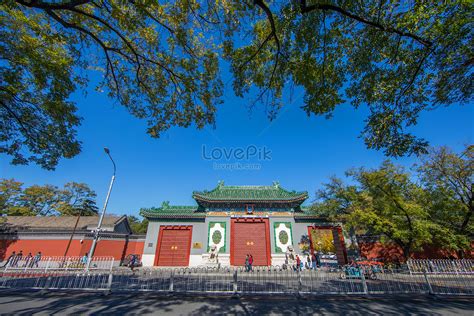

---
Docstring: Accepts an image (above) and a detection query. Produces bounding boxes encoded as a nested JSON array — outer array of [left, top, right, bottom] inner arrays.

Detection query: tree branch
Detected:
[[299, 0, 433, 48], [322, 10, 326, 89], [129, 0, 201, 60], [375, 183, 414, 232], [22, 0, 186, 92], [0, 99, 35, 142], [253, 0, 281, 54], [250, 0, 285, 107], [45, 9, 122, 96], [16, 0, 91, 10], [65, 6, 147, 89], [389, 35, 402, 64], [238, 33, 272, 71], [395, 48, 433, 106]]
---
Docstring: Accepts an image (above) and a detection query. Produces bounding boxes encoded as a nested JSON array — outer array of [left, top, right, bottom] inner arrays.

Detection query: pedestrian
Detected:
[[81, 253, 88, 267], [3, 251, 16, 268], [306, 254, 311, 270], [24, 252, 33, 268], [32, 252, 42, 268], [13, 250, 23, 267], [245, 254, 249, 272], [129, 254, 136, 272], [248, 254, 253, 272], [295, 255, 301, 271], [311, 252, 317, 270]]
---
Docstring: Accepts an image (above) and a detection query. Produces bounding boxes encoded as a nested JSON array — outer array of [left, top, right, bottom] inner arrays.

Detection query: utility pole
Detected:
[[86, 148, 116, 270]]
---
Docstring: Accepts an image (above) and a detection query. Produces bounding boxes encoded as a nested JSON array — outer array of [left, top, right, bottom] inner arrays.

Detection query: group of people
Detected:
[[244, 254, 254, 272], [294, 252, 321, 271], [3, 251, 42, 268]]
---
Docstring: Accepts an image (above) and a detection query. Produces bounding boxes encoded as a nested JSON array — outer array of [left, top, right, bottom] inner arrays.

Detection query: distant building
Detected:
[[0, 215, 144, 262], [140, 182, 349, 267]]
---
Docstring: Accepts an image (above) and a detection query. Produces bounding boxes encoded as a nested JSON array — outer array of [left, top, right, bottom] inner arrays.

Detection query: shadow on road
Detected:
[[0, 290, 472, 315]]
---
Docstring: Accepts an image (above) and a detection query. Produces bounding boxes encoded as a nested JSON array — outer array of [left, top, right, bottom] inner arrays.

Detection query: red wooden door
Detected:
[[231, 218, 270, 266], [155, 226, 192, 266]]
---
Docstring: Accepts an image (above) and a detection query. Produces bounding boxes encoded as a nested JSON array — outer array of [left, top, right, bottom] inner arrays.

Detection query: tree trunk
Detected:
[[401, 241, 413, 262], [459, 203, 472, 233], [402, 246, 410, 262]]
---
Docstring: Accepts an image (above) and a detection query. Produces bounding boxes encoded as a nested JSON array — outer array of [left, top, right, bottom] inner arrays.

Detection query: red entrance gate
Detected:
[[230, 218, 271, 266], [155, 225, 192, 266]]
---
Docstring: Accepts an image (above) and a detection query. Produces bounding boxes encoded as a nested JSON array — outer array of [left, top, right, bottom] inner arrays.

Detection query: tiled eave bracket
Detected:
[[140, 209, 206, 222], [293, 215, 334, 223], [145, 216, 205, 222], [193, 196, 308, 208]]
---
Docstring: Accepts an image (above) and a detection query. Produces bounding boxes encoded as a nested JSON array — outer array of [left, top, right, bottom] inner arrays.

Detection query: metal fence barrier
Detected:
[[2, 256, 115, 272], [407, 259, 473, 274], [1, 264, 472, 296]]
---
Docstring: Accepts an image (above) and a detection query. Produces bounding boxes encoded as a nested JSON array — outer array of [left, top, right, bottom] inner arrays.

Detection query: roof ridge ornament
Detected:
[[272, 181, 280, 188], [217, 180, 225, 187]]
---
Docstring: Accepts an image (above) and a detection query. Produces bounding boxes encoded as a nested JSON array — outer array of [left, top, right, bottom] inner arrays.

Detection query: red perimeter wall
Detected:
[[0, 238, 144, 261], [359, 241, 474, 262]]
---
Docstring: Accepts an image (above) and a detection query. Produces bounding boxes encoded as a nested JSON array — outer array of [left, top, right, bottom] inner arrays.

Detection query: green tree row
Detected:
[[0, 179, 149, 233], [0, 179, 99, 216], [311, 145, 473, 259], [127, 215, 149, 234]]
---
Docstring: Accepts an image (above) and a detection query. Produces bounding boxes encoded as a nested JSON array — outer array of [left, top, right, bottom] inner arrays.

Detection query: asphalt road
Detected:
[[0, 291, 473, 315]]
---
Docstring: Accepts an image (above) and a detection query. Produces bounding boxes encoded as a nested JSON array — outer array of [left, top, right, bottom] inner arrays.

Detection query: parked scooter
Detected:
[[340, 264, 377, 280]]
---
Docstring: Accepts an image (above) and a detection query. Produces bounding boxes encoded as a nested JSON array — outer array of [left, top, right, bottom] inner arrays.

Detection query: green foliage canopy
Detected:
[[1, 0, 223, 169], [418, 145, 473, 239], [0, 178, 99, 216], [0, 1, 472, 168], [128, 215, 148, 234], [312, 145, 473, 259]]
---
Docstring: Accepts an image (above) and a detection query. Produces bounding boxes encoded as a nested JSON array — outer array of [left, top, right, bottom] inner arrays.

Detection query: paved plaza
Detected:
[[0, 290, 473, 315]]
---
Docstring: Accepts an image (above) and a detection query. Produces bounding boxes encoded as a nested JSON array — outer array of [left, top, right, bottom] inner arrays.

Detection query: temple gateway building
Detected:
[[140, 182, 349, 267]]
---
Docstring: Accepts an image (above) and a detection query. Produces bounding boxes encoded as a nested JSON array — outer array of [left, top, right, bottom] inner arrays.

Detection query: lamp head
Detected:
[[104, 147, 110, 154]]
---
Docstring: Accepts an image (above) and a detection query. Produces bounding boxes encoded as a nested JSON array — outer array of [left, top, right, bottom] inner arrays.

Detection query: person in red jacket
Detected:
[[295, 255, 301, 271], [248, 254, 254, 272]]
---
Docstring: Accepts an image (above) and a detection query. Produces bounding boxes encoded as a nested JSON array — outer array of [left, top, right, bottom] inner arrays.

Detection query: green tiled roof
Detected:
[[299, 206, 312, 213], [140, 202, 205, 219], [294, 206, 328, 220], [193, 181, 308, 203]]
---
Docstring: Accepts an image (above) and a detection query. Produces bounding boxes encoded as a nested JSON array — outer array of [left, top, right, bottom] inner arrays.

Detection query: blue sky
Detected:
[[1, 71, 473, 217]]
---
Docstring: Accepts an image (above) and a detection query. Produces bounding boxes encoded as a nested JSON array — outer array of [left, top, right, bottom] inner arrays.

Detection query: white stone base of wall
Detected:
[[201, 253, 230, 266], [271, 254, 286, 267], [142, 253, 288, 267], [218, 254, 230, 266], [189, 254, 203, 267], [141, 254, 155, 267]]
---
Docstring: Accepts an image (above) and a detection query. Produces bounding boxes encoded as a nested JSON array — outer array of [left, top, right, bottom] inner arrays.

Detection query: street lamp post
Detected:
[[86, 147, 116, 270]]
